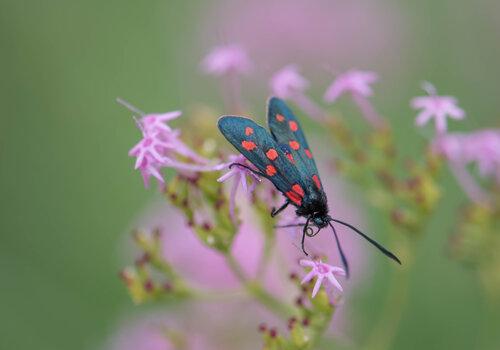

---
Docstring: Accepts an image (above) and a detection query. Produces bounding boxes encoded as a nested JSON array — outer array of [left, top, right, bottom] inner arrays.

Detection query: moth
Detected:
[[218, 97, 400, 276]]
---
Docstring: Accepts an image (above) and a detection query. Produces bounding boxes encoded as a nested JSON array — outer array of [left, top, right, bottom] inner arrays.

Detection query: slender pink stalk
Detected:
[[351, 93, 386, 129], [448, 160, 491, 207]]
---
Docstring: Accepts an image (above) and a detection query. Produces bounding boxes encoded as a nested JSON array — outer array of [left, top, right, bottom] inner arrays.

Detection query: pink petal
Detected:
[[301, 270, 317, 284], [330, 266, 346, 276], [435, 115, 448, 133], [326, 272, 343, 292], [410, 96, 431, 109], [217, 170, 235, 183], [156, 111, 182, 121], [299, 259, 316, 267], [311, 275, 324, 298], [415, 110, 433, 126]]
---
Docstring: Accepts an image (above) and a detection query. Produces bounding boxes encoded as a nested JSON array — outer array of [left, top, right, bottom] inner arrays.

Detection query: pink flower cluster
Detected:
[[434, 130, 500, 183], [125, 106, 213, 189]]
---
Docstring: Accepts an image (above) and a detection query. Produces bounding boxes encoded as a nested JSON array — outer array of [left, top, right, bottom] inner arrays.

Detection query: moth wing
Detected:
[[218, 116, 307, 205], [267, 97, 324, 192]]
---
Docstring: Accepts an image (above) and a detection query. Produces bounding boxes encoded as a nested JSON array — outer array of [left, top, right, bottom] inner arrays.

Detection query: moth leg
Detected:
[[271, 200, 290, 217], [301, 217, 312, 256], [228, 163, 266, 178]]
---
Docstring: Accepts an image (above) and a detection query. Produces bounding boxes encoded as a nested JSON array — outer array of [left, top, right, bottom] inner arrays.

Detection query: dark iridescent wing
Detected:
[[218, 116, 308, 206], [267, 97, 323, 192]]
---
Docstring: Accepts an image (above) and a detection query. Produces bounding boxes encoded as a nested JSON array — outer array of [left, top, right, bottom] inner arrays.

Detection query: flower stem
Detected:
[[351, 93, 386, 130], [225, 253, 295, 318], [362, 237, 413, 350], [225, 253, 249, 281], [292, 92, 328, 122], [448, 160, 491, 207]]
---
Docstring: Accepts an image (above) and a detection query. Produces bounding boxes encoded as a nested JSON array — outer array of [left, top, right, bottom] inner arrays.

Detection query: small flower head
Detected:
[[270, 65, 309, 99], [201, 44, 252, 76], [411, 82, 465, 134], [432, 133, 468, 163], [127, 108, 212, 189], [324, 69, 378, 103], [464, 129, 500, 181], [300, 259, 345, 298], [216, 154, 260, 221], [141, 111, 181, 134]]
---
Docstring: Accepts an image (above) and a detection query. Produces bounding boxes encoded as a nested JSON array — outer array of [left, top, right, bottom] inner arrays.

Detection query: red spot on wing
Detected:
[[292, 184, 305, 197], [245, 127, 254, 136], [286, 153, 295, 163], [289, 140, 300, 150], [312, 175, 321, 189], [241, 140, 257, 151], [266, 148, 278, 160], [276, 114, 285, 122], [289, 121, 298, 132], [266, 165, 277, 176], [305, 149, 313, 159], [286, 191, 302, 205]]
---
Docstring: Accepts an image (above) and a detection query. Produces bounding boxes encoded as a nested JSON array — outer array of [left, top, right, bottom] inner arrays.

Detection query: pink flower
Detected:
[[216, 154, 261, 221], [411, 82, 465, 134], [270, 65, 309, 99], [432, 133, 468, 163], [300, 259, 346, 298], [463, 129, 500, 181], [141, 111, 181, 133], [127, 109, 214, 189], [432, 130, 499, 205], [324, 70, 378, 103], [201, 44, 252, 76]]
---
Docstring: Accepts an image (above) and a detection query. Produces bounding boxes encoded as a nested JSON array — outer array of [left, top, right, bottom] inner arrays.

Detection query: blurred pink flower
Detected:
[[464, 129, 500, 181], [201, 44, 252, 76], [270, 65, 309, 99], [269, 65, 326, 121], [432, 133, 468, 163], [107, 312, 208, 350], [411, 82, 465, 134], [432, 130, 499, 206], [216, 154, 261, 221], [324, 70, 378, 103], [324, 69, 385, 128], [199, 0, 405, 71]]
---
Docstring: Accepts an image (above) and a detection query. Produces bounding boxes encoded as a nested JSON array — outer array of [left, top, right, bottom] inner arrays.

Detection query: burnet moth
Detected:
[[218, 97, 401, 276]]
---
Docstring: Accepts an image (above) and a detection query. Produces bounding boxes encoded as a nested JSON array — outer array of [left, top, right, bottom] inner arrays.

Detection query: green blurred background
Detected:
[[1, 1, 499, 349]]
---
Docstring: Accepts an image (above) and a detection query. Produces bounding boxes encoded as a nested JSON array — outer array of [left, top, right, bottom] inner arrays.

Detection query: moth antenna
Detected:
[[330, 219, 401, 265], [328, 222, 350, 278]]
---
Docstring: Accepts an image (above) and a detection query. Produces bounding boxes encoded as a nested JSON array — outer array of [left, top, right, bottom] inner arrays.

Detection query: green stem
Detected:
[[256, 234, 275, 278], [225, 253, 295, 319], [363, 238, 414, 350]]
